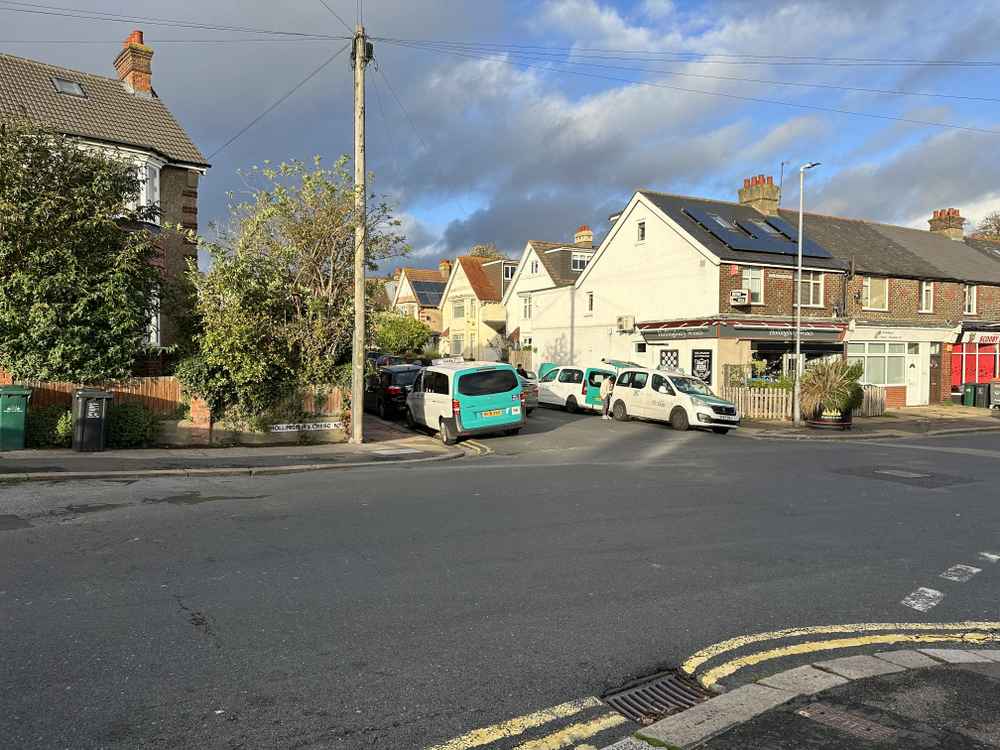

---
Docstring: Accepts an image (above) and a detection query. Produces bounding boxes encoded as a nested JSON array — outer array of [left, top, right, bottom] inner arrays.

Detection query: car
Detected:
[[516, 370, 538, 415], [536, 364, 617, 413], [405, 361, 525, 444], [609, 368, 740, 434], [363, 364, 423, 419]]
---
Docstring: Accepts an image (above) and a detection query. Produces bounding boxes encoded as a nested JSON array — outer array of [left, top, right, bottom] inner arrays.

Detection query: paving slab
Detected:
[[918, 648, 996, 664], [875, 649, 942, 669], [602, 738, 653, 750], [814, 655, 906, 680], [757, 665, 850, 695], [638, 684, 796, 748]]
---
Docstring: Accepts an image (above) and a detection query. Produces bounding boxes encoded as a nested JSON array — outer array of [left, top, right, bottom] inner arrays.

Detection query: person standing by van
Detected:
[[600, 373, 614, 420]]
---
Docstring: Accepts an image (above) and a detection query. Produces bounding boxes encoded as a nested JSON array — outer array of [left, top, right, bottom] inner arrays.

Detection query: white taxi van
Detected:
[[609, 368, 740, 434]]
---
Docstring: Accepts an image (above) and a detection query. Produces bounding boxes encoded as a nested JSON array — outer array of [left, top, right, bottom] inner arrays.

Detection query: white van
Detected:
[[609, 368, 740, 434], [536, 364, 616, 413]]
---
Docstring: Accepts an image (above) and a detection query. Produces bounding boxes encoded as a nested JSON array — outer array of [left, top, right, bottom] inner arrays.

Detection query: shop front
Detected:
[[951, 327, 1000, 400], [636, 318, 848, 389], [846, 325, 957, 407]]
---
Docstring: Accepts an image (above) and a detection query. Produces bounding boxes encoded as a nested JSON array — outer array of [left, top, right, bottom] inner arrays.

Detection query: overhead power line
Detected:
[[0, 37, 340, 44], [316, 0, 352, 34], [207, 41, 351, 160], [378, 39, 1000, 136], [380, 39, 1000, 104]]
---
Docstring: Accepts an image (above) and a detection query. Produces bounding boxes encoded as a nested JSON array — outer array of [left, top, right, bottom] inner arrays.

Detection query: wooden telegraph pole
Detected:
[[351, 26, 371, 444]]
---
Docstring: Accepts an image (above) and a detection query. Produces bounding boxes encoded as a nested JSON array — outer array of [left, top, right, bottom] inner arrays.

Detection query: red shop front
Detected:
[[951, 330, 1000, 389]]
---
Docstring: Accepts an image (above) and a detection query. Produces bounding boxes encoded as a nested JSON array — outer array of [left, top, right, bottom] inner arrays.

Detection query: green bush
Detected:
[[106, 402, 158, 448], [25, 404, 73, 448]]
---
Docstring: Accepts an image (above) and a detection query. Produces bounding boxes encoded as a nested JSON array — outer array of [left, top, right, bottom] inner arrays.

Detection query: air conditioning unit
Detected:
[[730, 289, 750, 306], [616, 315, 636, 334]]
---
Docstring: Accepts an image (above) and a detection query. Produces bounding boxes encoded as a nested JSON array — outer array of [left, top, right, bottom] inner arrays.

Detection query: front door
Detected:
[[905, 343, 925, 406], [929, 343, 942, 403]]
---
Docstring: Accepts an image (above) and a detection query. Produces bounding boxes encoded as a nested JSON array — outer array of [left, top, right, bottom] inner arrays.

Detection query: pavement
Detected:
[[0, 416, 460, 482], [3, 408, 1000, 749], [606, 649, 1000, 750]]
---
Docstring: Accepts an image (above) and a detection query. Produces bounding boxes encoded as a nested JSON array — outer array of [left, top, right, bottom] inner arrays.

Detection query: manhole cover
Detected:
[[602, 670, 713, 725], [796, 701, 898, 741]]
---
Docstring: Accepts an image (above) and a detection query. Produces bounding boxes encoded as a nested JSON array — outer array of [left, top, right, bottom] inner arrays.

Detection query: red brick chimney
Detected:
[[439, 259, 453, 280], [574, 224, 594, 248], [115, 30, 153, 96], [928, 207, 966, 241], [738, 174, 780, 216]]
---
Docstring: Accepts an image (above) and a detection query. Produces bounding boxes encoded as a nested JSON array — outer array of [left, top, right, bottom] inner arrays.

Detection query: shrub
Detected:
[[106, 402, 158, 448], [25, 404, 72, 448], [801, 359, 864, 417]]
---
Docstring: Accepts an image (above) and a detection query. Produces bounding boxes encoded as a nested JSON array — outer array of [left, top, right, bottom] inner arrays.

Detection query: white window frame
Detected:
[[637, 221, 646, 243], [796, 271, 824, 308], [571, 252, 590, 272], [964, 284, 978, 315], [452, 298, 465, 319], [861, 276, 889, 311], [522, 294, 532, 320], [503, 264, 516, 280], [451, 334, 464, 355], [847, 342, 907, 386], [530, 260, 539, 275], [741, 267, 764, 305], [146, 294, 161, 347], [587, 291, 594, 313], [919, 281, 934, 313]]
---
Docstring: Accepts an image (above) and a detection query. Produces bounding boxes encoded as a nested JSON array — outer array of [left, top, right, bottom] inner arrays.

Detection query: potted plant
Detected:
[[800, 360, 864, 430]]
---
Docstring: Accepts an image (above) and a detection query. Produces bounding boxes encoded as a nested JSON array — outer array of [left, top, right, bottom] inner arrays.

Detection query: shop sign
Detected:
[[691, 350, 713, 384], [642, 326, 714, 341], [718, 325, 844, 342], [963, 331, 1000, 344]]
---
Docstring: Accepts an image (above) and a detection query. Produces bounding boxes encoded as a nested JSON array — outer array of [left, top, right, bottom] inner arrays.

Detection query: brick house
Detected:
[[0, 31, 209, 367], [391, 263, 451, 339], [525, 176, 1000, 408]]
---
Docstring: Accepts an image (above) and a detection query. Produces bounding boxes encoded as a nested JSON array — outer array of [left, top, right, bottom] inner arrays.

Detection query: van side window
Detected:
[[425, 371, 448, 395], [412, 372, 423, 392], [558, 368, 583, 384], [616, 371, 632, 387], [651, 374, 675, 395], [632, 372, 649, 389], [588, 370, 613, 387], [540, 369, 559, 383]]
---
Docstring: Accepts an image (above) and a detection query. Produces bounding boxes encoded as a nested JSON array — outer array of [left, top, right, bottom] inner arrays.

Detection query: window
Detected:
[[919, 281, 934, 313], [540, 369, 559, 383], [862, 277, 888, 310], [637, 221, 646, 242], [741, 267, 764, 304], [425, 371, 450, 395], [469, 334, 476, 357], [671, 377, 713, 396], [588, 370, 613, 387], [635, 342, 647, 354], [964, 284, 977, 315], [797, 271, 824, 307], [616, 371, 633, 387], [452, 299, 465, 319], [522, 294, 532, 320], [145, 297, 161, 347], [412, 371, 424, 392], [587, 292, 594, 313], [558, 368, 583, 384], [631, 372, 649, 389], [651, 374, 675, 395], [451, 334, 464, 354], [457, 369, 518, 396], [504, 264, 516, 280], [52, 77, 85, 97], [530, 260, 539, 274], [124, 160, 161, 222], [392, 370, 420, 387], [571, 252, 590, 272], [847, 342, 907, 386]]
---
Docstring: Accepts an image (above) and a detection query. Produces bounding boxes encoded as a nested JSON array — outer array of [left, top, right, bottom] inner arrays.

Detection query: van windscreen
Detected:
[[457, 369, 518, 396]]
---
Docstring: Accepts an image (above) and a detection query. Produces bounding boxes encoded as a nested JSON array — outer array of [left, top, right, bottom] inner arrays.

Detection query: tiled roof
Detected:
[[457, 256, 501, 301], [0, 52, 207, 166], [404, 268, 448, 283]]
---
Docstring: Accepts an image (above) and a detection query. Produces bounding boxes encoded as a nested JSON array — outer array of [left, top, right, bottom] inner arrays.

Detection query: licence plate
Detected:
[[482, 409, 504, 417], [719, 414, 739, 421]]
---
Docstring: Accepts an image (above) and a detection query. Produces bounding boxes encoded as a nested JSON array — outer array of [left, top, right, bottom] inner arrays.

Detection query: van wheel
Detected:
[[405, 408, 417, 430], [439, 419, 457, 446], [670, 408, 690, 431], [565, 396, 579, 414], [612, 400, 629, 422], [712, 427, 730, 435]]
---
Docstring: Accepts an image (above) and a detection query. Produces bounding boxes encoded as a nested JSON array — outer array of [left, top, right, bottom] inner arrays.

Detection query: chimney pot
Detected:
[[115, 29, 153, 95], [929, 207, 965, 240], [738, 173, 780, 216], [574, 224, 594, 248]]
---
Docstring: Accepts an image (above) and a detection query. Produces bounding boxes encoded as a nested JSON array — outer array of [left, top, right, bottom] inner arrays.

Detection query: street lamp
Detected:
[[793, 161, 821, 427]]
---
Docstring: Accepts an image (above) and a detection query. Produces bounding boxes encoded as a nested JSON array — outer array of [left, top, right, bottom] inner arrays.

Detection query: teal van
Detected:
[[405, 360, 525, 444]]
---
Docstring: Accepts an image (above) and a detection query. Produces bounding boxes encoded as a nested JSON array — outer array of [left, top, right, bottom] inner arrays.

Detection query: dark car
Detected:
[[364, 365, 423, 419]]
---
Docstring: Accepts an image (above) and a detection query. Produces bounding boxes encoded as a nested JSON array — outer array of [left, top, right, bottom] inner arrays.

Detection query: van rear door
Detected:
[[455, 367, 522, 430]]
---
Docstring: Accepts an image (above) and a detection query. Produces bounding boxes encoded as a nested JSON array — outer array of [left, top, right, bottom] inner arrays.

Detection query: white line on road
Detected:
[[867, 442, 1000, 459], [940, 564, 983, 582], [901, 587, 945, 612], [979, 552, 1000, 564]]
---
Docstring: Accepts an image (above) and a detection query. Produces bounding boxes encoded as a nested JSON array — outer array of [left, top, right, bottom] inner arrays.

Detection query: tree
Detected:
[[469, 242, 506, 260], [0, 121, 160, 382], [374, 312, 432, 355], [975, 211, 1000, 240], [180, 157, 407, 416]]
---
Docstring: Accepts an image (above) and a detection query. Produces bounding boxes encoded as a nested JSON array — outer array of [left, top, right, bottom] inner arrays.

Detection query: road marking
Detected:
[[979, 552, 1000, 564], [681, 621, 1000, 675], [511, 713, 628, 750], [874, 469, 931, 479], [699, 631, 1000, 688], [901, 587, 945, 611], [426, 697, 603, 750], [940, 565, 983, 582]]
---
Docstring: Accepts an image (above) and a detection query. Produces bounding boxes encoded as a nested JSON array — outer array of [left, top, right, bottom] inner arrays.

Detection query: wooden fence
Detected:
[[719, 384, 886, 420], [0, 371, 183, 416]]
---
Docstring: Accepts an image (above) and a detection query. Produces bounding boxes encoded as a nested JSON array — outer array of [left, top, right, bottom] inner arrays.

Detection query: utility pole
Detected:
[[351, 25, 371, 444]]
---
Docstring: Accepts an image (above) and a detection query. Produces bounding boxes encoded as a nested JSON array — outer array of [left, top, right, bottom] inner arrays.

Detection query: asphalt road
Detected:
[[2, 409, 1000, 749]]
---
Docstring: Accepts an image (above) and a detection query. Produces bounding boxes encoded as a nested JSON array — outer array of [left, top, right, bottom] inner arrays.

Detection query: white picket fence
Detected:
[[720, 385, 886, 420]]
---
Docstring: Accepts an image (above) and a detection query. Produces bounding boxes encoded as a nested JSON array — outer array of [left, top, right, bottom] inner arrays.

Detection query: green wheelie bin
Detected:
[[0, 385, 32, 451]]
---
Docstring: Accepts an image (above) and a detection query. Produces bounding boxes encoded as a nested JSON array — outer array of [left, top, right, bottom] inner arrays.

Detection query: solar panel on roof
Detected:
[[410, 280, 445, 306], [681, 207, 831, 259]]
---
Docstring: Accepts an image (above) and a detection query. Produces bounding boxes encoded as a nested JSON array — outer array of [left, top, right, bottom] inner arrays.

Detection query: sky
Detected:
[[5, 0, 1000, 271]]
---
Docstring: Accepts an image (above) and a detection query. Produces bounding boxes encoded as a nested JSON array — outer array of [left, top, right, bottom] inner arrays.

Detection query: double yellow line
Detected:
[[464, 439, 493, 456], [682, 620, 1000, 689]]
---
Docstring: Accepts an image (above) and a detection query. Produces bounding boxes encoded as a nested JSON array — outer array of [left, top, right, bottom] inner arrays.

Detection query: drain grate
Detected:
[[602, 670, 713, 725], [796, 702, 898, 741]]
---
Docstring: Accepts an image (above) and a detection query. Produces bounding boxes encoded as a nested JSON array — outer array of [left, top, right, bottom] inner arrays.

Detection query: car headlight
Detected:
[[692, 396, 710, 408]]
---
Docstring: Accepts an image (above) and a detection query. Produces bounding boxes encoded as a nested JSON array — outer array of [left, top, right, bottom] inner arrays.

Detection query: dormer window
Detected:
[[52, 77, 86, 97]]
